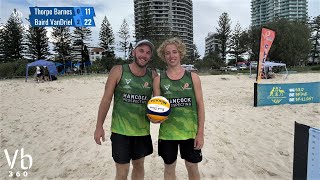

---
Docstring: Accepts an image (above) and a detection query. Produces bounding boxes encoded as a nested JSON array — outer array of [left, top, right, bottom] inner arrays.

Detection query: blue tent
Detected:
[[74, 61, 91, 67], [84, 61, 91, 66], [74, 62, 82, 67], [55, 62, 63, 67], [249, 61, 288, 79], [65, 61, 73, 67], [25, 60, 58, 82]]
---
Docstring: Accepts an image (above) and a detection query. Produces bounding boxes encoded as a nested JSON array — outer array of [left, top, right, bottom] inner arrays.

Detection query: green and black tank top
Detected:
[[111, 64, 153, 136], [159, 70, 198, 140]]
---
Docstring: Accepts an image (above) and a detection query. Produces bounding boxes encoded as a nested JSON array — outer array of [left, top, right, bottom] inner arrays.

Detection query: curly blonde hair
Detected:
[[157, 37, 186, 61]]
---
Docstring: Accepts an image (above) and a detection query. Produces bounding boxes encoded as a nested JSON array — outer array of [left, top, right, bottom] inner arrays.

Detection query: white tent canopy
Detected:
[[250, 61, 288, 79]]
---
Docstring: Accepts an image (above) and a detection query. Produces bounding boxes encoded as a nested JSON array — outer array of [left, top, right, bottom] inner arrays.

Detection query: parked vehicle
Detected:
[[219, 67, 228, 71], [237, 64, 247, 70], [181, 64, 198, 72], [226, 66, 238, 71], [250, 61, 258, 69]]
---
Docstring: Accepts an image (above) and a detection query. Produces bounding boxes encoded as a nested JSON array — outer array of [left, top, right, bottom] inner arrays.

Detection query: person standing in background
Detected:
[[35, 66, 42, 83]]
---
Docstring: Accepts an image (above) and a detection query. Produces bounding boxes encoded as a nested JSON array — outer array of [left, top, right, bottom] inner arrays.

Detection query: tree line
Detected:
[[0, 7, 196, 75], [0, 9, 130, 77], [201, 13, 320, 70], [0, 8, 319, 78]]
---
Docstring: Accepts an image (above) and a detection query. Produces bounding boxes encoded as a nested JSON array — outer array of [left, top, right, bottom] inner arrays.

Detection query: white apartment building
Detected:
[[204, 32, 219, 57], [251, 0, 308, 26], [134, 0, 193, 55], [89, 47, 105, 62]]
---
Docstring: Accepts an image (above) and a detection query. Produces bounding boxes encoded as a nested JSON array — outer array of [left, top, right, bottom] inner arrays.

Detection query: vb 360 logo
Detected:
[[4, 148, 33, 177]]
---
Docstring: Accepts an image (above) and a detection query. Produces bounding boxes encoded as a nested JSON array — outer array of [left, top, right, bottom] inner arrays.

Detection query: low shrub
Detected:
[[0, 60, 29, 79], [310, 65, 320, 71]]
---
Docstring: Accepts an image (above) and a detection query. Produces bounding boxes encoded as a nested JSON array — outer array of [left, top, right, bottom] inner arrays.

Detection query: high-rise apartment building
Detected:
[[204, 32, 219, 57], [134, 0, 193, 55], [251, 0, 308, 26]]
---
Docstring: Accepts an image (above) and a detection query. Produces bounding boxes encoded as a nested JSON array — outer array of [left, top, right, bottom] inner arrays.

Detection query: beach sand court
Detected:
[[0, 73, 319, 179]]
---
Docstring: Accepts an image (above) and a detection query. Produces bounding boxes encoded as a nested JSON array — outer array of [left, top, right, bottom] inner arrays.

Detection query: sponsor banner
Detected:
[[293, 122, 320, 180], [256, 28, 276, 82], [254, 82, 320, 106]]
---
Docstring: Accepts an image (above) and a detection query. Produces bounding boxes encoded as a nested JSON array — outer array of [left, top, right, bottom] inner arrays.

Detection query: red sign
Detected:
[[256, 28, 276, 82]]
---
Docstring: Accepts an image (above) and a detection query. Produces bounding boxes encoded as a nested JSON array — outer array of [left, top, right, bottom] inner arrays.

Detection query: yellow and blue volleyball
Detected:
[[147, 96, 171, 121]]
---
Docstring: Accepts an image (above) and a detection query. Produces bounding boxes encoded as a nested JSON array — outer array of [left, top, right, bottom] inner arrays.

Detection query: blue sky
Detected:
[[0, 0, 319, 58]]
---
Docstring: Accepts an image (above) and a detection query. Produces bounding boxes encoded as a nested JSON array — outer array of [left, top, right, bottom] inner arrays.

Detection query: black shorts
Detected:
[[158, 139, 202, 164], [110, 133, 153, 164]]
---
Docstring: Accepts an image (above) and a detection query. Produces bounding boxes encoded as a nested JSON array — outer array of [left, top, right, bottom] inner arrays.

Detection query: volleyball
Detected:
[[147, 96, 171, 122]]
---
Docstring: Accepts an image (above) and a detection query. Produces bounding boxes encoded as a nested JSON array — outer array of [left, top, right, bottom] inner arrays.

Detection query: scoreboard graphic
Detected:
[[29, 7, 95, 27]]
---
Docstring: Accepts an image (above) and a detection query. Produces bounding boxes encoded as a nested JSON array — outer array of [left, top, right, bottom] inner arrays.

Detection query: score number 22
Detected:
[[76, 19, 92, 26]]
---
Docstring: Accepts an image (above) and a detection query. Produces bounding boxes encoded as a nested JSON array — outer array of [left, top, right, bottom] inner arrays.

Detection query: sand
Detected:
[[0, 72, 319, 179]]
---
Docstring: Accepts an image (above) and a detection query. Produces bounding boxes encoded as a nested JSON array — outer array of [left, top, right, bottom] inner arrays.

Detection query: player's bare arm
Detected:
[[94, 65, 122, 145], [191, 72, 205, 150]]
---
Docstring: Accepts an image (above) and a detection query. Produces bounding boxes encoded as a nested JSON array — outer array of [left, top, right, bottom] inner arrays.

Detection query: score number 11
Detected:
[[85, 8, 91, 15], [76, 8, 92, 15]]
